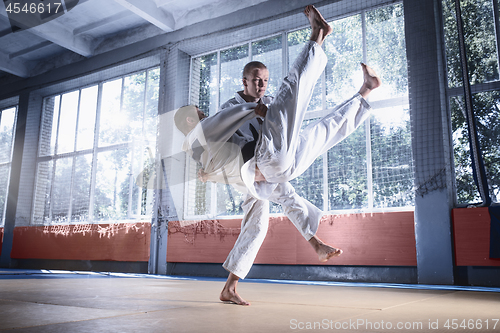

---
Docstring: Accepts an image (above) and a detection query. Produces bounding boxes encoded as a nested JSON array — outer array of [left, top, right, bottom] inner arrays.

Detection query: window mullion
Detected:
[[492, 0, 500, 75], [49, 96, 63, 223], [211, 51, 221, 216], [67, 90, 82, 222], [321, 43, 328, 211], [54, 95, 62, 156], [362, 11, 368, 62], [143, 70, 148, 135], [6, 106, 17, 167], [116, 77, 131, 219], [282, 32, 288, 79], [189, 57, 194, 105], [138, 70, 149, 216], [183, 158, 191, 219], [68, 155, 77, 222], [210, 183, 216, 218], [362, 10, 374, 209], [48, 160, 56, 223], [215, 50, 221, 114], [128, 139, 135, 218], [74, 89, 81, 152], [322, 152, 328, 211], [89, 83, 103, 223], [365, 115, 374, 209]]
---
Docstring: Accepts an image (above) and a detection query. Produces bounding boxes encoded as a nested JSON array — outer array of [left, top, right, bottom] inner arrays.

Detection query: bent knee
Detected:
[[258, 163, 294, 183]]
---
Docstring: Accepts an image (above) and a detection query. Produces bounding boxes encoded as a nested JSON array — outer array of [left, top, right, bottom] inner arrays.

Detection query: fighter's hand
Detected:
[[197, 168, 208, 183], [254, 103, 268, 118]]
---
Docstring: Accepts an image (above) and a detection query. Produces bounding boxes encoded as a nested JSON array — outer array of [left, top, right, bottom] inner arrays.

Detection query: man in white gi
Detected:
[[175, 5, 381, 305], [218, 59, 332, 305]]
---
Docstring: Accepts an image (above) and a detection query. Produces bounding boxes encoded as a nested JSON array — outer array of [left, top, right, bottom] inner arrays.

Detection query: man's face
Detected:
[[243, 68, 269, 99]]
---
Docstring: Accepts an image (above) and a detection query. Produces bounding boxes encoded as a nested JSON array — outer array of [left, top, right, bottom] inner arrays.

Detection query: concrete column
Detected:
[[404, 0, 455, 284], [149, 46, 191, 275]]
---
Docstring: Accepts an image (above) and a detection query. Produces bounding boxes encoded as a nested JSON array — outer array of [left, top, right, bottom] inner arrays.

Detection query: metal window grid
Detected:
[[33, 67, 160, 225], [184, 2, 412, 220]]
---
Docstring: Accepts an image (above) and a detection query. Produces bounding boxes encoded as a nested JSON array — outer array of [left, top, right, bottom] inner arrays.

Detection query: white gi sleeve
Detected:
[[200, 102, 258, 144]]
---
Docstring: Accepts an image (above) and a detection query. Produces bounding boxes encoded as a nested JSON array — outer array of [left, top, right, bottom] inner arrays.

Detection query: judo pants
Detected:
[[222, 182, 322, 279]]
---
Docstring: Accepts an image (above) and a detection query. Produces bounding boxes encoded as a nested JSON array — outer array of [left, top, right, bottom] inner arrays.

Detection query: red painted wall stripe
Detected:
[[167, 211, 417, 266], [10, 223, 150, 262], [0, 208, 497, 268], [452, 207, 500, 266]]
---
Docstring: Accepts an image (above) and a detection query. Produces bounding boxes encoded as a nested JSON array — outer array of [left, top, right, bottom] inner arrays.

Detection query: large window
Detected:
[[33, 68, 160, 225], [187, 3, 412, 218], [442, 0, 500, 204], [0, 106, 17, 226]]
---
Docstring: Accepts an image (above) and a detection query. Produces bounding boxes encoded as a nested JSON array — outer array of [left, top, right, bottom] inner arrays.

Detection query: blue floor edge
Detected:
[[0, 268, 499, 293]]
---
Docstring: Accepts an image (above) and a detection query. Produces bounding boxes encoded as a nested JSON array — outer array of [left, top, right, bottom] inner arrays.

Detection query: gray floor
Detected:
[[1, 270, 499, 332]]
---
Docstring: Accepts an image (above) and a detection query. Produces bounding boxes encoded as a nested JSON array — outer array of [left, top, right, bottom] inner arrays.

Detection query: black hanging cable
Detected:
[[454, 0, 492, 206]]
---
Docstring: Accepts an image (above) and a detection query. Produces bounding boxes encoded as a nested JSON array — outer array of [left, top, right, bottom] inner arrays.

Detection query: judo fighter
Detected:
[[174, 5, 381, 305]]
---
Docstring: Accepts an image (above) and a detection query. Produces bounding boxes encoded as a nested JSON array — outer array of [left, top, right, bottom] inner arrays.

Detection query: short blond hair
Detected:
[[243, 61, 267, 79]]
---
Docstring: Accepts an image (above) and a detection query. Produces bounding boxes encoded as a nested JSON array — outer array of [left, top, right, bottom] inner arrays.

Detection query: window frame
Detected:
[[32, 66, 160, 225], [442, 0, 500, 205], [0, 105, 18, 226], [184, 3, 413, 220]]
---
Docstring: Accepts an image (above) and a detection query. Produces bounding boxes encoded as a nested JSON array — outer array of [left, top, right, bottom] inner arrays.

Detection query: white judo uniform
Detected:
[[182, 41, 372, 279], [218, 93, 324, 279]]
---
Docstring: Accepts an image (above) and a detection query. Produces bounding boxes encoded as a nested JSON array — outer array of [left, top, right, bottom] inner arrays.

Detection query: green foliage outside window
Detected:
[[35, 68, 160, 224], [189, 2, 413, 217], [442, 0, 500, 203]]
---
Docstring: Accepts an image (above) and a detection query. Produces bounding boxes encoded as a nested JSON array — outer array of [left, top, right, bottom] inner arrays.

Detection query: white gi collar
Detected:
[[235, 91, 273, 105]]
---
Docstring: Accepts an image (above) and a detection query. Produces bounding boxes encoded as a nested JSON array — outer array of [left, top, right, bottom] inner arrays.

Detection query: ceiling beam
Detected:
[[10, 41, 53, 59], [0, 10, 15, 37], [114, 0, 175, 32], [0, 50, 30, 77], [0, 3, 93, 57], [0, 27, 11, 38], [173, 0, 270, 30], [27, 20, 93, 57], [73, 11, 134, 35]]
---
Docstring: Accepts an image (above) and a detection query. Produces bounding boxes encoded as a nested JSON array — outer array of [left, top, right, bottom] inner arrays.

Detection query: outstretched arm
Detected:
[[200, 102, 259, 144]]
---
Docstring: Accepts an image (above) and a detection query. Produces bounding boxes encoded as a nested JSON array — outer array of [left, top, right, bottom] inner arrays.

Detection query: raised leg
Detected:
[[308, 235, 343, 262], [304, 5, 333, 46], [358, 63, 382, 99], [257, 63, 381, 184]]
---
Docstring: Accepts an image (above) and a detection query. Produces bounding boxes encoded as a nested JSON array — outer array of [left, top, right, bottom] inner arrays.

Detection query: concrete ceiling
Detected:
[[0, 0, 270, 80]]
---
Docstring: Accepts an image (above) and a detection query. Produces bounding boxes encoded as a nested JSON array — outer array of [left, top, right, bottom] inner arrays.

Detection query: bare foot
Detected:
[[220, 289, 250, 306], [358, 63, 382, 99], [308, 235, 343, 262], [317, 243, 343, 262], [304, 5, 333, 46], [220, 273, 250, 306]]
